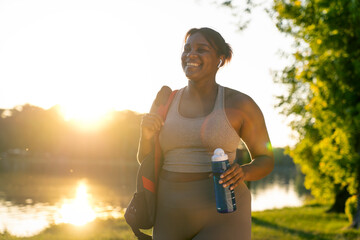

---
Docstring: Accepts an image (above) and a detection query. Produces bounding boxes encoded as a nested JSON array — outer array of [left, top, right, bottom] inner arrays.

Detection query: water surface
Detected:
[[0, 165, 307, 237]]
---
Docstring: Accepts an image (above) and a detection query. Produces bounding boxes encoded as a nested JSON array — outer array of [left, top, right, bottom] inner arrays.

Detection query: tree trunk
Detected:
[[348, 194, 360, 228], [349, 152, 360, 228], [327, 186, 350, 213], [348, 146, 360, 229]]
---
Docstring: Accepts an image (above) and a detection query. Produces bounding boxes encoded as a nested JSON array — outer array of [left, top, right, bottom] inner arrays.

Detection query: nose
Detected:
[[186, 49, 197, 58]]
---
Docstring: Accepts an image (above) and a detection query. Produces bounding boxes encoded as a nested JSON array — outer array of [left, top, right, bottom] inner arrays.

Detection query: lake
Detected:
[[0, 164, 308, 237]]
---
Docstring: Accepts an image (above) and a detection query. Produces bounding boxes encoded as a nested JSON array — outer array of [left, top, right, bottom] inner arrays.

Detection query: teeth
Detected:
[[187, 63, 200, 67]]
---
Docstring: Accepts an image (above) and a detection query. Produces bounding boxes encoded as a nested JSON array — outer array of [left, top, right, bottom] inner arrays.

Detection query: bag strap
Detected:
[[154, 90, 177, 182], [130, 225, 153, 240], [156, 90, 178, 119], [131, 90, 177, 240]]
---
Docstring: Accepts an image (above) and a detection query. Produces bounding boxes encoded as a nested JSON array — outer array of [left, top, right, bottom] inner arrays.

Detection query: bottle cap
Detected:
[[212, 148, 228, 162]]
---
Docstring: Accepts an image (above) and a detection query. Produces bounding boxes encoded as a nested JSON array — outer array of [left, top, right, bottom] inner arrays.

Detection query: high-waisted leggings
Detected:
[[153, 174, 251, 240]]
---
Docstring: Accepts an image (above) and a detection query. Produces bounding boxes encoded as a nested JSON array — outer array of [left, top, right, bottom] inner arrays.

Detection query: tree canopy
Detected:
[[271, 0, 360, 222]]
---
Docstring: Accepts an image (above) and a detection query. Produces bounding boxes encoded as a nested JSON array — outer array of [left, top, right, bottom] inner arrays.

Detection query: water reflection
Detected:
[[0, 178, 123, 237], [0, 167, 308, 237], [251, 180, 304, 211], [250, 166, 308, 211], [55, 181, 96, 226], [0, 200, 55, 237]]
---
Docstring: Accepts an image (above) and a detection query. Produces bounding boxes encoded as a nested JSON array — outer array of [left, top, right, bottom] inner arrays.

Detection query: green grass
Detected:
[[252, 204, 359, 240], [1, 205, 359, 240], [0, 218, 143, 240]]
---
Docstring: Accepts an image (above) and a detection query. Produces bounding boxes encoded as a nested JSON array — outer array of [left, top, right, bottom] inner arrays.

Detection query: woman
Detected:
[[138, 27, 274, 240]]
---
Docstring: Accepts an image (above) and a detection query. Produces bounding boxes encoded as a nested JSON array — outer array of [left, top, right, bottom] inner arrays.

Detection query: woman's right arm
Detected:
[[136, 86, 172, 164]]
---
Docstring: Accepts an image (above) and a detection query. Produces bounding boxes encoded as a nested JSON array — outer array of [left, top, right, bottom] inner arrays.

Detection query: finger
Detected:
[[141, 119, 158, 131], [230, 180, 241, 190], [220, 164, 240, 183], [219, 169, 238, 184], [141, 120, 163, 140], [147, 113, 164, 123], [220, 166, 235, 179], [220, 163, 240, 178], [221, 167, 245, 187], [222, 172, 242, 188], [150, 117, 162, 129], [226, 169, 241, 181], [229, 175, 244, 190], [142, 114, 164, 129], [224, 177, 243, 190]]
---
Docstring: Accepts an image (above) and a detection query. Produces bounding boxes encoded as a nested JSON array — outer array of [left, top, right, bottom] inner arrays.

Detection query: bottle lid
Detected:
[[212, 148, 228, 162]]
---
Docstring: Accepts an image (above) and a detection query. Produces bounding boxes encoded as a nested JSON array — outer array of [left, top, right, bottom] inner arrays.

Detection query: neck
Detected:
[[187, 79, 218, 97]]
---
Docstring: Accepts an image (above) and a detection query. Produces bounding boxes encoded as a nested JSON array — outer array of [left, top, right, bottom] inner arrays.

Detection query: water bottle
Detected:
[[212, 148, 236, 213]]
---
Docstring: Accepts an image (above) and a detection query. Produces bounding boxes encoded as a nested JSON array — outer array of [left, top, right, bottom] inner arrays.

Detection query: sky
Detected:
[[0, 0, 296, 147]]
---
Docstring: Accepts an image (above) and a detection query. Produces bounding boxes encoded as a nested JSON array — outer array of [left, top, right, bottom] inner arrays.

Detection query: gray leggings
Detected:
[[153, 175, 251, 240]]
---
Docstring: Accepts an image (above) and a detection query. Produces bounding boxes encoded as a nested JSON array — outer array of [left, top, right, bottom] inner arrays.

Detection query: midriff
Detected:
[[160, 169, 211, 182]]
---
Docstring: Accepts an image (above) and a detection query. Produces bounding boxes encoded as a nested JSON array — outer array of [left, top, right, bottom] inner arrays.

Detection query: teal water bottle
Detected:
[[211, 148, 237, 213]]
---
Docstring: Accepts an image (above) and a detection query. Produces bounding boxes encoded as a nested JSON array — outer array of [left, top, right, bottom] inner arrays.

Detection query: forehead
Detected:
[[185, 32, 211, 46]]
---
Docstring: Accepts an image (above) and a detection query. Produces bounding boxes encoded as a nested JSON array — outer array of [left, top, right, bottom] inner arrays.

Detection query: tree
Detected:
[[215, 0, 260, 30], [271, 0, 360, 227]]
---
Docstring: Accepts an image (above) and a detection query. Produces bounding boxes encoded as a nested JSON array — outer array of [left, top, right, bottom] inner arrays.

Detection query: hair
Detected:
[[184, 27, 233, 64]]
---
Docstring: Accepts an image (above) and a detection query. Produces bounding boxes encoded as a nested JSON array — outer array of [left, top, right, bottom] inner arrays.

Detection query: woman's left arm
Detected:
[[220, 96, 274, 190]]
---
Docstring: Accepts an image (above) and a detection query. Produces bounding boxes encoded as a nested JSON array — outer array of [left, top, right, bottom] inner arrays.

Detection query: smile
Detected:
[[186, 63, 200, 67]]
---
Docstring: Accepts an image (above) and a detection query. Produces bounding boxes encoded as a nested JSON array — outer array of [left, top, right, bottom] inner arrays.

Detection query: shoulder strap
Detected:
[[156, 90, 178, 119], [154, 90, 178, 182], [128, 91, 178, 240]]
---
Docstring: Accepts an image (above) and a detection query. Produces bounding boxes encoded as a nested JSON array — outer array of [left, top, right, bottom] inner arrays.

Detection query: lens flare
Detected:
[[266, 142, 273, 151]]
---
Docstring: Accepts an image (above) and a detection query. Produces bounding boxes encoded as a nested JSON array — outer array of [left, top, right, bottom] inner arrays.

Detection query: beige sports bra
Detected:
[[159, 85, 241, 173]]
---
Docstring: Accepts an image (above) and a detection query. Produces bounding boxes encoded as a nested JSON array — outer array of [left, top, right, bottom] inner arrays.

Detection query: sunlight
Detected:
[[56, 181, 96, 226], [0, 200, 52, 237], [60, 104, 112, 130]]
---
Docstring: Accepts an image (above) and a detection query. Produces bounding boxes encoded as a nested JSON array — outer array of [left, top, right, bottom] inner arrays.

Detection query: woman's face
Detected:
[[181, 32, 220, 82]]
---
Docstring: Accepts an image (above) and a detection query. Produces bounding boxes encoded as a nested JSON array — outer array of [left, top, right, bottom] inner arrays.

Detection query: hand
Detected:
[[219, 163, 246, 190], [140, 113, 164, 140]]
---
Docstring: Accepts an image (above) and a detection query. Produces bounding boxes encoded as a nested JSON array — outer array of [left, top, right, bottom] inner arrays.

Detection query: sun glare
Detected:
[[56, 182, 96, 226], [60, 104, 112, 130]]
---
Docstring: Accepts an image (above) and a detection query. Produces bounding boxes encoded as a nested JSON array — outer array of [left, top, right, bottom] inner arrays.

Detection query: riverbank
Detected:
[[1, 204, 359, 240]]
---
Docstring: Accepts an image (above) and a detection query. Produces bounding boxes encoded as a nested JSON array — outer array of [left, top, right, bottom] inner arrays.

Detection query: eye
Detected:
[[183, 45, 191, 53], [197, 45, 212, 53]]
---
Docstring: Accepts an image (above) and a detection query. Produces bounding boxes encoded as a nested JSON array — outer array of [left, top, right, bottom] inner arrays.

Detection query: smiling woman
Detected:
[[0, 0, 295, 148]]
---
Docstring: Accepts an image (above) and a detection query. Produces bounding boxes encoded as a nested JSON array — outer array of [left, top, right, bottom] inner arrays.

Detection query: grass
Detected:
[[252, 204, 359, 240], [0, 218, 142, 240], [1, 205, 359, 240]]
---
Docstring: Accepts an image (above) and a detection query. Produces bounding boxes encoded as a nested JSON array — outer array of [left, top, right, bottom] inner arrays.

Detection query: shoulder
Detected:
[[150, 85, 173, 113], [223, 86, 265, 127], [222, 86, 263, 133], [224, 86, 259, 111]]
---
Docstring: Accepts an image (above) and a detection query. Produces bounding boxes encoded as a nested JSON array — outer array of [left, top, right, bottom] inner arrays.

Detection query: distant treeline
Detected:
[[0, 104, 294, 175], [0, 104, 141, 166]]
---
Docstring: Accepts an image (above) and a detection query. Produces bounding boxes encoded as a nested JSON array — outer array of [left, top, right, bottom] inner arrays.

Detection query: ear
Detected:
[[218, 56, 225, 68]]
